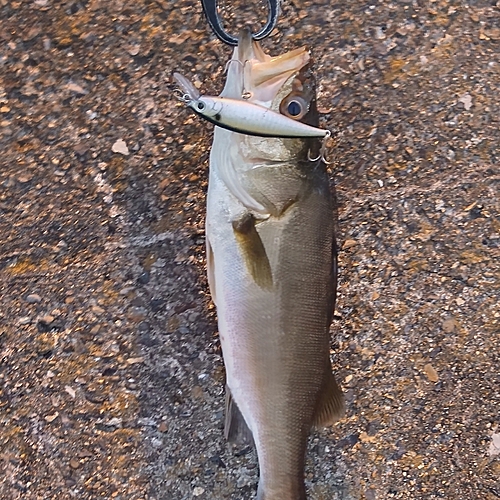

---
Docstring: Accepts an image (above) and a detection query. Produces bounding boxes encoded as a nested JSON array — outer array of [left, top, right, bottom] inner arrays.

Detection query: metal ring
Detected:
[[200, 0, 280, 46]]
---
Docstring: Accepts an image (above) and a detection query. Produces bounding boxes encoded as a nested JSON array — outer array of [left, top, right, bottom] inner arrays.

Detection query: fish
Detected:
[[194, 29, 344, 499]]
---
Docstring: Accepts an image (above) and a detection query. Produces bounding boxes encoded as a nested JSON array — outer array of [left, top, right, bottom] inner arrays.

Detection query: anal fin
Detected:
[[224, 385, 254, 446], [312, 363, 345, 427]]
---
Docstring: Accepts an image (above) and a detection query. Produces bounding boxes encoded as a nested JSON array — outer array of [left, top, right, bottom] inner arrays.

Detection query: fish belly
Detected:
[[206, 161, 337, 499]]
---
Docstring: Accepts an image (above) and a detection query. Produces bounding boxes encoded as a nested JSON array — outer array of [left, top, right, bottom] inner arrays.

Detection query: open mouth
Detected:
[[228, 29, 311, 105]]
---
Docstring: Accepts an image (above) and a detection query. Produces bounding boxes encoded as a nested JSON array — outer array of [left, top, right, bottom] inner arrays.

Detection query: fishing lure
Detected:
[[173, 72, 330, 140]]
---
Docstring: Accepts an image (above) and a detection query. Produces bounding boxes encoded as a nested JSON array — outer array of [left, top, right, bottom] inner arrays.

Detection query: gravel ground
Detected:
[[1, 1, 499, 499]]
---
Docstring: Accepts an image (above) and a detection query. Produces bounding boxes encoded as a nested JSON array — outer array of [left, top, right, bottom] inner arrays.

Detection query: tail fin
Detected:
[[256, 479, 307, 500]]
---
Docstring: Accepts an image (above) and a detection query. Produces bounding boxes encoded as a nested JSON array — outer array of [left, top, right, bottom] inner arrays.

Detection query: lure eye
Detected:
[[196, 101, 206, 111], [279, 95, 308, 120]]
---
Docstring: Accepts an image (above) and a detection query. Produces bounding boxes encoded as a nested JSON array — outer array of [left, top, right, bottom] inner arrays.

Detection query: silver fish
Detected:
[[203, 30, 344, 499]]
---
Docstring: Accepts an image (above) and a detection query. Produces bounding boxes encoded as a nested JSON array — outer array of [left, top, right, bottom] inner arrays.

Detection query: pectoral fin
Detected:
[[232, 213, 273, 289], [312, 364, 345, 427], [224, 385, 254, 446]]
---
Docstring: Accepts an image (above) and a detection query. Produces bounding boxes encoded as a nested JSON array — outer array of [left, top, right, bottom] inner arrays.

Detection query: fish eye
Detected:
[[279, 95, 308, 120], [287, 100, 302, 117], [196, 101, 205, 111]]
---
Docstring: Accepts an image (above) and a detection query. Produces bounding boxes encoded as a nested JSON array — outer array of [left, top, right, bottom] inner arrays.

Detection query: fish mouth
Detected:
[[233, 28, 310, 105]]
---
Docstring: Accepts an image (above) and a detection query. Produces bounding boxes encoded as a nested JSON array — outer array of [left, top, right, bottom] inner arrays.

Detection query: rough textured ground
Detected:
[[1, 0, 499, 499]]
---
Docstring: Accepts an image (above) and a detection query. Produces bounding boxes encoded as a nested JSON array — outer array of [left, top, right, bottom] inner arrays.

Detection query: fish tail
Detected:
[[256, 479, 307, 500]]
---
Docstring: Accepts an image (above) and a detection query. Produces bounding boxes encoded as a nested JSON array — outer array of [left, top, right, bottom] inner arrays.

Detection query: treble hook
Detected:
[[200, 0, 280, 46], [308, 130, 332, 165]]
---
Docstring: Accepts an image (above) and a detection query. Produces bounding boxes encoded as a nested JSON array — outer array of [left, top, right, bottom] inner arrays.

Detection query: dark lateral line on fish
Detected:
[[192, 110, 321, 139]]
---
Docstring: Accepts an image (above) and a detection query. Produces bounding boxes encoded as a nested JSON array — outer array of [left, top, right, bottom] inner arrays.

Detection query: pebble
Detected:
[[138, 333, 157, 347], [67, 82, 88, 95], [137, 321, 150, 332], [64, 385, 76, 399], [343, 239, 357, 249], [191, 385, 204, 400], [111, 138, 129, 155], [91, 305, 105, 315], [64, 478, 76, 487], [77, 449, 94, 459], [17, 174, 33, 183], [193, 487, 205, 496], [338, 433, 360, 449], [137, 271, 150, 284], [128, 307, 146, 322], [442, 318, 457, 333], [74, 142, 89, 156], [424, 363, 439, 383], [236, 471, 253, 489], [106, 417, 122, 427], [26, 293, 42, 303], [137, 417, 156, 427], [40, 314, 55, 324], [69, 458, 80, 469], [458, 93, 473, 111], [149, 299, 164, 312], [209, 455, 225, 468], [127, 44, 141, 56], [127, 357, 144, 365], [85, 391, 106, 404], [151, 438, 163, 448]]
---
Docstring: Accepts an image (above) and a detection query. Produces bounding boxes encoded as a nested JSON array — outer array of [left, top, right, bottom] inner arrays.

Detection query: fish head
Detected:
[[212, 29, 322, 215], [222, 28, 319, 130]]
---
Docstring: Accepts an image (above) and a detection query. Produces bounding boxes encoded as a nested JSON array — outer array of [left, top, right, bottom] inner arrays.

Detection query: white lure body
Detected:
[[190, 96, 328, 138], [173, 72, 329, 138]]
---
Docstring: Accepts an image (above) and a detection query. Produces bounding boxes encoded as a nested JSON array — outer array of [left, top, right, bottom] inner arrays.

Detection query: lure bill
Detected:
[[173, 72, 330, 139]]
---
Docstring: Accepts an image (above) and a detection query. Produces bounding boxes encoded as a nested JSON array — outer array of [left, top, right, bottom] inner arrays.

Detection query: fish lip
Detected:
[[235, 29, 310, 106], [237, 28, 255, 64]]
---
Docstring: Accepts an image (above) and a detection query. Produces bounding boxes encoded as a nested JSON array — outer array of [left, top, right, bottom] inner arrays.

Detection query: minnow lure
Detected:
[[173, 72, 330, 140]]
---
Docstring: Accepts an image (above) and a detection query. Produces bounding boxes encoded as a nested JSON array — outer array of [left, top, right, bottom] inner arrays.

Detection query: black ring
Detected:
[[200, 0, 280, 46]]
